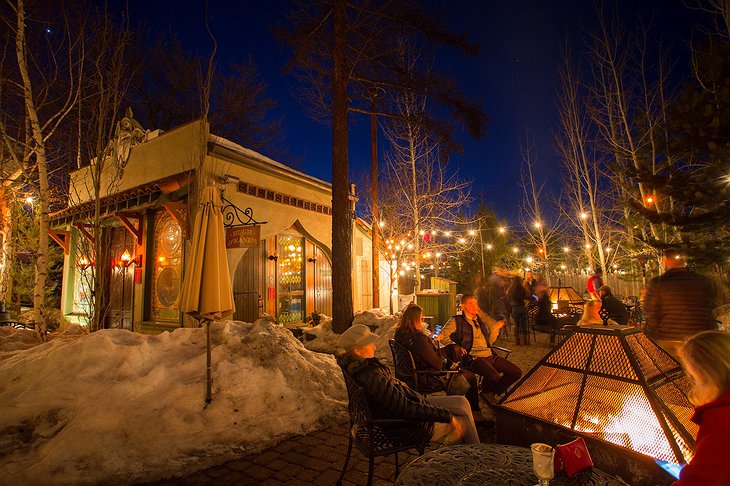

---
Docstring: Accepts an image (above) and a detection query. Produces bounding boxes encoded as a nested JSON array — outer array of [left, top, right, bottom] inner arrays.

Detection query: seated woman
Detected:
[[394, 305, 487, 423], [577, 300, 618, 326], [674, 331, 730, 485], [337, 324, 479, 444]]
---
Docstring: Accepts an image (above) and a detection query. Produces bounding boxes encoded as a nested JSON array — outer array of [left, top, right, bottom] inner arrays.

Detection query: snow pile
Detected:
[[0, 319, 346, 485], [0, 327, 40, 362], [302, 309, 400, 361]]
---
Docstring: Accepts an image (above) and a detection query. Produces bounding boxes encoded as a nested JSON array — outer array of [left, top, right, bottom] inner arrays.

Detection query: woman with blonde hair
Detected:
[[674, 331, 730, 485], [576, 300, 617, 326], [394, 305, 486, 422]]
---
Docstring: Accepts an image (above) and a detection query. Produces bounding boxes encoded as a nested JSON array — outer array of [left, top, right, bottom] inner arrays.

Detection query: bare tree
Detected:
[[280, 0, 487, 332], [0, 0, 85, 340], [518, 141, 563, 283]]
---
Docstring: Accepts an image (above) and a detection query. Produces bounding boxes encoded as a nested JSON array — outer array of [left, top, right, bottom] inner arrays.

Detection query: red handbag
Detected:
[[555, 437, 594, 478]]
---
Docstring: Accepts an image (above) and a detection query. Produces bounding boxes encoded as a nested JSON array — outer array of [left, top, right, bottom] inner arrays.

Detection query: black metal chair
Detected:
[[337, 367, 434, 486], [388, 339, 460, 394]]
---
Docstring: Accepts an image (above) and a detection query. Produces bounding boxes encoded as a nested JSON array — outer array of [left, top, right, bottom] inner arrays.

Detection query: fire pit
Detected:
[[496, 325, 696, 485]]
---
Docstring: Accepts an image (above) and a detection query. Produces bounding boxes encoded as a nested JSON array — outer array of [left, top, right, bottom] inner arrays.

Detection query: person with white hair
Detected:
[[337, 324, 479, 444]]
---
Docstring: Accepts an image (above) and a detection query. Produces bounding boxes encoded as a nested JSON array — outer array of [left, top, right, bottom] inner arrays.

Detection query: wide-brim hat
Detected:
[[338, 324, 379, 352]]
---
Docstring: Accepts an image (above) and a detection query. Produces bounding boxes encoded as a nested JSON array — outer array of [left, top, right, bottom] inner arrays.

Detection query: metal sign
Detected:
[[226, 225, 261, 249]]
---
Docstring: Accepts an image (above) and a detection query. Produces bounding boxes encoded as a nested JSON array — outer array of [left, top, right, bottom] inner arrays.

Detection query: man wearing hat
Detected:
[[598, 285, 629, 325], [337, 324, 479, 444]]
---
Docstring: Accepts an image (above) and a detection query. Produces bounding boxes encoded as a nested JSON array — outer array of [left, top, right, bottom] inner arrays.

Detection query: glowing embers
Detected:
[[501, 326, 696, 465]]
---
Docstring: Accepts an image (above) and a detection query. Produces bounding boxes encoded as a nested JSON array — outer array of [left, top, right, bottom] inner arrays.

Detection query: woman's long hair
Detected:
[[680, 330, 730, 405], [397, 304, 424, 333]]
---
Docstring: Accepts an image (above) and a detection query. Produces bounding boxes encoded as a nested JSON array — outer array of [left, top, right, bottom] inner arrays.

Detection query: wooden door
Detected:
[[106, 227, 135, 330], [233, 242, 264, 323]]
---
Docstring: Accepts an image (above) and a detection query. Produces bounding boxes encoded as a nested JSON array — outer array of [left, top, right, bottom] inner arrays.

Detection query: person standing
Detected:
[[523, 271, 537, 299], [436, 294, 522, 404], [645, 248, 718, 357], [586, 267, 604, 301], [508, 276, 529, 345], [673, 331, 730, 485], [598, 285, 629, 325]]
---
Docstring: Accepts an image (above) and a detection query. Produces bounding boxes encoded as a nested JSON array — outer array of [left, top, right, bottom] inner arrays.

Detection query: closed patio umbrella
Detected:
[[180, 184, 235, 404]]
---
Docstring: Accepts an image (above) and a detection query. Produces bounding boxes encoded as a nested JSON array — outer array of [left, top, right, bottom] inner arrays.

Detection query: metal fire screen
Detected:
[[500, 325, 697, 465]]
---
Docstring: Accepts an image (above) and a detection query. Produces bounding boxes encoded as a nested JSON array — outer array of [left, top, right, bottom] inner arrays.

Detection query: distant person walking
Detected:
[[508, 276, 529, 345], [645, 248, 719, 358], [586, 267, 604, 301]]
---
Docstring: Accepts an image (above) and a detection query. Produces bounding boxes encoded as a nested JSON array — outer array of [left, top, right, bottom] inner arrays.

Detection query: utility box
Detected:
[[416, 291, 456, 328]]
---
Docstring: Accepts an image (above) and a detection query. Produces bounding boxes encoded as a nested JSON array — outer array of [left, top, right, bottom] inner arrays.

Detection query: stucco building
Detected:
[[50, 116, 392, 333]]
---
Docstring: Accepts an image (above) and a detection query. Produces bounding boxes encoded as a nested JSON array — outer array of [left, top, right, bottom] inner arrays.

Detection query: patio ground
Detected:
[[140, 330, 556, 486]]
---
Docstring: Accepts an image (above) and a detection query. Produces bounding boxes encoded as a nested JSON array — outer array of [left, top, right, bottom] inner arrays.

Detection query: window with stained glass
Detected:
[[151, 212, 183, 322]]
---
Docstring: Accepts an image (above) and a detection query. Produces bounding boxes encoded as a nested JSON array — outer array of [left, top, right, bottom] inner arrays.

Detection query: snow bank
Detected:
[[301, 309, 400, 361], [0, 319, 346, 485]]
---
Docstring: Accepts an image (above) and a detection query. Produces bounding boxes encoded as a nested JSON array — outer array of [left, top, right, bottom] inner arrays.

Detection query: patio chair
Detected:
[[337, 367, 434, 486], [389, 339, 460, 394]]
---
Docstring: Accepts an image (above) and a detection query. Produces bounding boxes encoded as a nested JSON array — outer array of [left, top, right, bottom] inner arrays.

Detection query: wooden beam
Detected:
[[161, 202, 189, 239], [72, 222, 95, 245], [114, 212, 143, 244], [49, 230, 70, 255]]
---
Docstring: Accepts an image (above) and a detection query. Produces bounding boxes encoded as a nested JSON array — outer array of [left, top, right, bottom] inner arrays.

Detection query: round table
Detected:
[[395, 444, 626, 486]]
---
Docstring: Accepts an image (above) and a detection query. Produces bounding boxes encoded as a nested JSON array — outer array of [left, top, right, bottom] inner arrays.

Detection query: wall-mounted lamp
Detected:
[[268, 255, 278, 262], [307, 257, 317, 263], [78, 257, 95, 271], [118, 249, 142, 268]]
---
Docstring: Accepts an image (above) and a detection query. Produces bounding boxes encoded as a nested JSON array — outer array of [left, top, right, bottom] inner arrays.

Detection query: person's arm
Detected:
[[673, 410, 730, 485], [436, 317, 458, 346], [360, 364, 452, 423], [411, 334, 446, 370]]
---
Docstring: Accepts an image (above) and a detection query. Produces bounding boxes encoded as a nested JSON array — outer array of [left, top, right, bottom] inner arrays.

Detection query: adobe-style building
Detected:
[[50, 115, 392, 333]]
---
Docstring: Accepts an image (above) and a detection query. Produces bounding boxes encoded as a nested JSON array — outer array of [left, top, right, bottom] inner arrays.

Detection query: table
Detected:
[[395, 444, 626, 486]]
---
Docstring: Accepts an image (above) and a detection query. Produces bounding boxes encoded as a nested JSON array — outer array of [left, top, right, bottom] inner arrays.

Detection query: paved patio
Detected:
[[141, 331, 556, 486]]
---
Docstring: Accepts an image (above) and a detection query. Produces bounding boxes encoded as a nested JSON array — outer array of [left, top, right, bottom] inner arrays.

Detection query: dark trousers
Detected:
[[468, 355, 522, 395], [461, 369, 480, 411]]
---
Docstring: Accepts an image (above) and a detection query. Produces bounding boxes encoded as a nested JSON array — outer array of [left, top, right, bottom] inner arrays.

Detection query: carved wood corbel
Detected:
[[49, 230, 70, 255], [72, 222, 95, 245], [161, 202, 189, 239], [114, 212, 143, 244]]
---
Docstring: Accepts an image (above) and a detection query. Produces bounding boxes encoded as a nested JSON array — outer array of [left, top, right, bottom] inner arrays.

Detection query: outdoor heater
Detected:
[[496, 325, 696, 485]]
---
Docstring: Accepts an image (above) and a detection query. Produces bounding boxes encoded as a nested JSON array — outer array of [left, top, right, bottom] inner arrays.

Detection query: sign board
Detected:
[[225, 225, 261, 249]]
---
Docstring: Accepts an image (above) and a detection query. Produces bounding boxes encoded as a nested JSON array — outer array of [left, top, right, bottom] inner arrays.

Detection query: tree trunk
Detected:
[[331, 0, 353, 333], [15, 0, 49, 340]]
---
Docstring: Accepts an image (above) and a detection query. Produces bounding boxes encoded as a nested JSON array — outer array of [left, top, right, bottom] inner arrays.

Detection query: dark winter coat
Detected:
[[337, 354, 452, 424], [645, 268, 718, 340], [674, 390, 730, 486], [394, 329, 449, 389], [600, 294, 629, 325]]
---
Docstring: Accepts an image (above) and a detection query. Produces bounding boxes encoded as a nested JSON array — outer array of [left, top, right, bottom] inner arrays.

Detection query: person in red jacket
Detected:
[[674, 330, 730, 486]]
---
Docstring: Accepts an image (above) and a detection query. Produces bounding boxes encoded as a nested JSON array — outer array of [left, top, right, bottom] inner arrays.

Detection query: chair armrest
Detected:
[[490, 345, 512, 359], [413, 369, 458, 376]]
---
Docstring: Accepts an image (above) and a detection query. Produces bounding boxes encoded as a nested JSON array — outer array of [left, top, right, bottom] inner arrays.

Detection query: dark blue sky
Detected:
[[126, 0, 708, 220]]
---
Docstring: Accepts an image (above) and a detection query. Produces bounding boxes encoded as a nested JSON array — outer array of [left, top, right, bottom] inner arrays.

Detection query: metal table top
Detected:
[[396, 443, 627, 486]]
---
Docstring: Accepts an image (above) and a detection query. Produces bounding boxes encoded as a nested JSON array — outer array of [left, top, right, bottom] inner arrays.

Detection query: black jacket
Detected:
[[600, 294, 629, 325], [337, 354, 452, 423], [645, 268, 718, 340]]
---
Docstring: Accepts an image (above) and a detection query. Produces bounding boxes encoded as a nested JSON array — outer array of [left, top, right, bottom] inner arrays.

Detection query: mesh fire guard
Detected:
[[499, 325, 697, 465]]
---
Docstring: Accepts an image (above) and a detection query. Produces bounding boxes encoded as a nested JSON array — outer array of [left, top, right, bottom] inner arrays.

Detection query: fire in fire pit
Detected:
[[498, 325, 696, 470]]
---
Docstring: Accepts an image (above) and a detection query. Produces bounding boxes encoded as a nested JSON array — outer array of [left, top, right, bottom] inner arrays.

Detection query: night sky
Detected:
[[124, 0, 709, 221]]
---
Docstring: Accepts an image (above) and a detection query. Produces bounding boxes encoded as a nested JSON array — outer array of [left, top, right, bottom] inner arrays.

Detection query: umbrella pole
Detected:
[[206, 319, 212, 405]]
